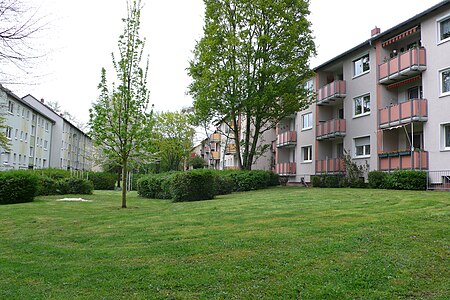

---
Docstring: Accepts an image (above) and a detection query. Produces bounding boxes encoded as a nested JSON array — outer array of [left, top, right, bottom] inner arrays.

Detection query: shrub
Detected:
[[385, 170, 427, 190], [58, 178, 94, 195], [368, 171, 388, 189], [171, 169, 215, 202], [267, 172, 280, 187], [137, 172, 176, 199], [0, 171, 39, 204], [213, 173, 234, 195], [312, 175, 343, 188], [311, 175, 322, 187], [35, 168, 70, 180], [36, 176, 60, 196], [189, 155, 206, 169], [88, 172, 116, 190]]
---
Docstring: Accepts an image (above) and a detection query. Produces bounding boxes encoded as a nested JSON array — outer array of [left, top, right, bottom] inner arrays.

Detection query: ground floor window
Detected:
[[443, 123, 450, 150], [302, 146, 312, 162], [354, 136, 370, 157]]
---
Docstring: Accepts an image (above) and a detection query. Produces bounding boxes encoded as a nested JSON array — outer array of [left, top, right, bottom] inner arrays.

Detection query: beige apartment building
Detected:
[[275, 1, 450, 184]]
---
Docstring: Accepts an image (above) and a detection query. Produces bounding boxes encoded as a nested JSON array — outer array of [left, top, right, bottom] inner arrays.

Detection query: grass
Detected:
[[0, 187, 449, 299]]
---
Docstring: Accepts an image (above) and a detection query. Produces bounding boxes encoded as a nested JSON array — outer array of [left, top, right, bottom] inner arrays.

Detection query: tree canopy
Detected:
[[188, 0, 316, 169], [89, 0, 152, 208]]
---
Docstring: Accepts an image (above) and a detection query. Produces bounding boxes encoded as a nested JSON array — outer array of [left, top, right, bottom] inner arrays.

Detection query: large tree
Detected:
[[89, 0, 152, 208], [153, 111, 195, 172], [188, 0, 316, 170]]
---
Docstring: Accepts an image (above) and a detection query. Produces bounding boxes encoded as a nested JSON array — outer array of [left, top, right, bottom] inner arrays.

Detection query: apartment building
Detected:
[[274, 1, 450, 183], [0, 85, 55, 170], [0, 85, 93, 171]]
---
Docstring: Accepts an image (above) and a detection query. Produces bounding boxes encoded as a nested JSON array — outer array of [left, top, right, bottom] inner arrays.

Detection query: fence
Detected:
[[426, 170, 450, 191]]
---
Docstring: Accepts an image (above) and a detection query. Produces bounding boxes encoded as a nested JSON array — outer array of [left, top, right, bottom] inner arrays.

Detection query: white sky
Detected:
[[5, 0, 444, 124]]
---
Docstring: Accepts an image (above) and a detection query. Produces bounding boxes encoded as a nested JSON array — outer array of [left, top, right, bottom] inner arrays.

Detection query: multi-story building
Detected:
[[0, 85, 93, 171], [274, 1, 450, 184], [0, 85, 55, 170]]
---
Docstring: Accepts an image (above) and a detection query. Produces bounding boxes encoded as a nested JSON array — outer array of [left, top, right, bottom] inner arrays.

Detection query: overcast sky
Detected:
[[5, 0, 444, 124]]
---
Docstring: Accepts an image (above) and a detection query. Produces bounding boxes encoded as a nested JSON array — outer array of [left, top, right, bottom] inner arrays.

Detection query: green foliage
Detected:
[[36, 176, 60, 196], [88, 172, 116, 190], [153, 111, 196, 172], [188, 0, 316, 169], [0, 114, 10, 151], [368, 171, 388, 189], [171, 170, 215, 202], [311, 175, 344, 188], [189, 155, 206, 169], [385, 170, 427, 190], [213, 173, 234, 195], [0, 171, 39, 204], [35, 168, 70, 180], [343, 151, 368, 188], [88, 0, 153, 208], [137, 172, 176, 200], [58, 178, 94, 195]]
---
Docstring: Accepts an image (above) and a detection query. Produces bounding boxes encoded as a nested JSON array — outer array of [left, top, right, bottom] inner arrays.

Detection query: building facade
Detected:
[[0, 86, 93, 171], [274, 1, 450, 183]]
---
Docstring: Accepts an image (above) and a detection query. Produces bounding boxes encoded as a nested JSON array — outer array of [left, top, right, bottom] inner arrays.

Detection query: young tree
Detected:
[[0, 114, 10, 151], [153, 111, 195, 172], [188, 0, 316, 169], [89, 0, 152, 208]]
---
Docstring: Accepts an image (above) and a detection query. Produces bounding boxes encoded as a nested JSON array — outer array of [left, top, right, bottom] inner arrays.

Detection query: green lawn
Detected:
[[0, 188, 449, 299]]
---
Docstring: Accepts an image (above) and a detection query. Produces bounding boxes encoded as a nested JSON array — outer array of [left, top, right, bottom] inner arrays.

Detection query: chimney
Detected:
[[40, 98, 44, 103], [371, 26, 381, 37]]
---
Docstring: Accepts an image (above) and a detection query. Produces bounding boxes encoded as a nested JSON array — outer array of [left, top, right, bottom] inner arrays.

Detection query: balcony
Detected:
[[210, 133, 221, 142], [378, 47, 426, 84], [211, 151, 220, 160], [315, 158, 345, 174], [225, 144, 237, 155], [316, 119, 346, 140], [277, 131, 297, 148], [276, 162, 296, 176], [379, 99, 427, 129], [203, 145, 210, 153], [317, 80, 346, 105], [379, 150, 428, 171]]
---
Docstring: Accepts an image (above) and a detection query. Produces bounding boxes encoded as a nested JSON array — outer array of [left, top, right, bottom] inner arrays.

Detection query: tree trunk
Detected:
[[121, 159, 128, 208], [117, 169, 121, 188]]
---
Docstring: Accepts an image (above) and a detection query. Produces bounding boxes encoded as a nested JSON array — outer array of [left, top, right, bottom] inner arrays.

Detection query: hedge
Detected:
[[0, 171, 39, 204], [57, 177, 94, 195], [368, 171, 388, 189], [88, 172, 116, 190], [385, 170, 427, 190], [137, 169, 280, 201]]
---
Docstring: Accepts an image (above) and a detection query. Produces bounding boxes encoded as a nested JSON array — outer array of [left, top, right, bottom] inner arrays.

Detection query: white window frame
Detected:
[[8, 100, 14, 114], [353, 94, 371, 117], [301, 145, 313, 163], [5, 127, 12, 140], [437, 14, 450, 45], [441, 122, 450, 151], [354, 136, 371, 158], [353, 53, 370, 78], [302, 112, 313, 130], [439, 66, 450, 97]]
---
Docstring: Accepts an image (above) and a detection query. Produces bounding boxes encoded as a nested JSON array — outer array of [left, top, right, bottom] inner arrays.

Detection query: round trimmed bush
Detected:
[[0, 171, 39, 204], [171, 169, 215, 202]]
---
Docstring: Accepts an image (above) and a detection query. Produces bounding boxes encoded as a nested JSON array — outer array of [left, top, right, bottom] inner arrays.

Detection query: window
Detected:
[[26, 111, 30, 120], [6, 127, 12, 139], [302, 146, 312, 162], [3, 152, 10, 165], [354, 136, 370, 157], [8, 101, 14, 113], [354, 94, 371, 116], [45, 122, 49, 131], [14, 129, 18, 139], [44, 140, 48, 150], [302, 112, 313, 130], [440, 67, 450, 96], [353, 54, 370, 76], [20, 131, 23, 140], [16, 105, 20, 116], [29, 146, 34, 157], [442, 123, 450, 150], [24, 133, 28, 142], [438, 15, 450, 42], [21, 108, 25, 118], [31, 125, 36, 136], [408, 86, 423, 100], [305, 79, 314, 92]]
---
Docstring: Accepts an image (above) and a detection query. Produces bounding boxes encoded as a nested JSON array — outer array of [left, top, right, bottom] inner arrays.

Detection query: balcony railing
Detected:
[[211, 151, 220, 160], [210, 133, 221, 142], [317, 80, 346, 105], [277, 131, 297, 148], [315, 158, 345, 174], [316, 119, 346, 140], [275, 162, 296, 176], [378, 47, 426, 84], [379, 150, 428, 171], [225, 144, 237, 155], [379, 99, 427, 128]]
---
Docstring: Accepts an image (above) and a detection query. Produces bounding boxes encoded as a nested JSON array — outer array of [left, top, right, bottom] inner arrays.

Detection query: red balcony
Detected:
[[317, 80, 346, 105], [276, 162, 296, 175], [315, 158, 345, 174], [378, 47, 426, 84], [379, 99, 427, 129], [225, 144, 237, 155], [379, 150, 428, 171], [277, 131, 297, 148], [316, 119, 346, 140]]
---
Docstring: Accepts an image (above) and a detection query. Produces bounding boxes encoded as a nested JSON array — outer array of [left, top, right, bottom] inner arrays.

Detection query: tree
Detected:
[[188, 0, 316, 170], [153, 111, 195, 172], [89, 0, 152, 208], [0, 113, 10, 151], [190, 155, 206, 169], [0, 0, 47, 81]]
